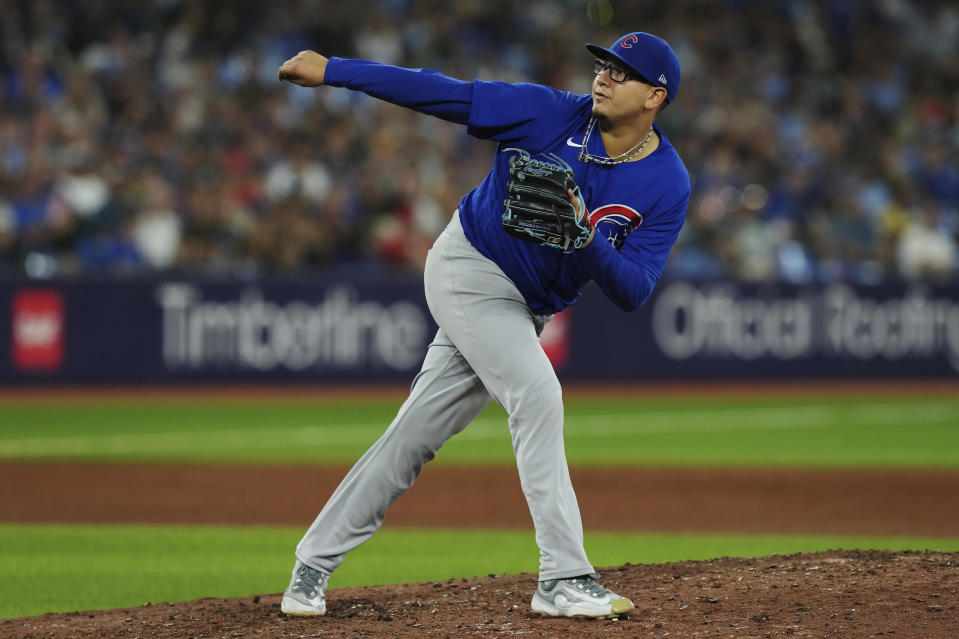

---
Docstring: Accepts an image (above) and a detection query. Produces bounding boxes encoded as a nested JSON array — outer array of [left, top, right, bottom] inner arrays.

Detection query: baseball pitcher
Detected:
[[277, 31, 689, 619]]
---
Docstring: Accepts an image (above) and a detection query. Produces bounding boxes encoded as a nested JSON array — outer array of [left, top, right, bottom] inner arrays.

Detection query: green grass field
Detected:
[[3, 523, 958, 619], [2, 393, 958, 467], [1, 389, 958, 618]]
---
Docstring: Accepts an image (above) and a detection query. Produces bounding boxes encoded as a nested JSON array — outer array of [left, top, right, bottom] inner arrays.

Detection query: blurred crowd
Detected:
[[1, 0, 957, 284]]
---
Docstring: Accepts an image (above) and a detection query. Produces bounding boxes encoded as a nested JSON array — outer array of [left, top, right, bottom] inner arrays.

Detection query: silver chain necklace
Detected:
[[577, 118, 653, 165]]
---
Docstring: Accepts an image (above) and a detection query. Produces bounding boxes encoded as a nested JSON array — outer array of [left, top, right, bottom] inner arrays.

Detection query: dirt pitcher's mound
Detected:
[[5, 550, 957, 639]]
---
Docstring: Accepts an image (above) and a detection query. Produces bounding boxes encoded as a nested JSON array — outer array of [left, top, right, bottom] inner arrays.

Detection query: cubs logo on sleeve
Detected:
[[587, 204, 643, 250]]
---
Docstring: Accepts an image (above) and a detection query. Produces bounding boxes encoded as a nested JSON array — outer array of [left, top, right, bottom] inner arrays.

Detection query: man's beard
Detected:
[[591, 108, 611, 130]]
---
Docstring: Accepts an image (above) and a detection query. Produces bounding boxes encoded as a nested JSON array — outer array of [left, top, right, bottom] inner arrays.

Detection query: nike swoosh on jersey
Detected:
[[566, 137, 584, 148]]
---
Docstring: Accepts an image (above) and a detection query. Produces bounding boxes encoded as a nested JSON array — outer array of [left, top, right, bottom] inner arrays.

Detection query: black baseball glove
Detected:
[[502, 150, 593, 251]]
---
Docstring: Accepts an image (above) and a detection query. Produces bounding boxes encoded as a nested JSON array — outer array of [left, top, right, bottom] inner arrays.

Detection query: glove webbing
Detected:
[[502, 151, 592, 252]]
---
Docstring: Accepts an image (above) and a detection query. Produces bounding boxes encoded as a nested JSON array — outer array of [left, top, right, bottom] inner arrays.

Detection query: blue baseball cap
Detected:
[[586, 32, 681, 102]]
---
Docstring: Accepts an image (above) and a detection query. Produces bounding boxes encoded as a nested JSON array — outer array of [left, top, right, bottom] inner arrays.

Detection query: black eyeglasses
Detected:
[[593, 59, 637, 84], [593, 58, 652, 85]]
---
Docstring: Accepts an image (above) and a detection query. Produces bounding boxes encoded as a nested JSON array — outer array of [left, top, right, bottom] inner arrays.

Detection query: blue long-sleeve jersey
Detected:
[[325, 57, 690, 314]]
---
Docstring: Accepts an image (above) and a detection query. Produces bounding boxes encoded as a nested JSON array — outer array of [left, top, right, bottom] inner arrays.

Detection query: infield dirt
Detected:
[[5, 462, 959, 536], [2, 461, 959, 637], [4, 550, 957, 638]]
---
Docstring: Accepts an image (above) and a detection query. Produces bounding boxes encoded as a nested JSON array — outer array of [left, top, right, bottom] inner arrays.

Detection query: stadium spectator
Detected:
[[0, 0, 956, 283]]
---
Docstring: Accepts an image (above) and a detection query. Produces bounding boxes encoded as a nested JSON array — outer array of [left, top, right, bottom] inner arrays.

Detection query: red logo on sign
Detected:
[[12, 290, 65, 371], [540, 310, 571, 369]]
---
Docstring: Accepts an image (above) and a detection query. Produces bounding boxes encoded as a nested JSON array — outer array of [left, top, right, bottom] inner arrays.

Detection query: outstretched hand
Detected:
[[278, 50, 329, 87]]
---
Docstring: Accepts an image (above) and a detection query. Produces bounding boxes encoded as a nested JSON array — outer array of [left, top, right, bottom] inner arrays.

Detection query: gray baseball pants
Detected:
[[294, 211, 594, 581]]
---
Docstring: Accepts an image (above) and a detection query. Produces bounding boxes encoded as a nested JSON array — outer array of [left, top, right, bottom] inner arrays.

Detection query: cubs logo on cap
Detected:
[[585, 31, 681, 102]]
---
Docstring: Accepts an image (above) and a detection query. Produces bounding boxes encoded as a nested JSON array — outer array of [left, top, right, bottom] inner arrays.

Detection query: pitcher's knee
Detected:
[[512, 374, 563, 421], [541, 375, 564, 409]]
